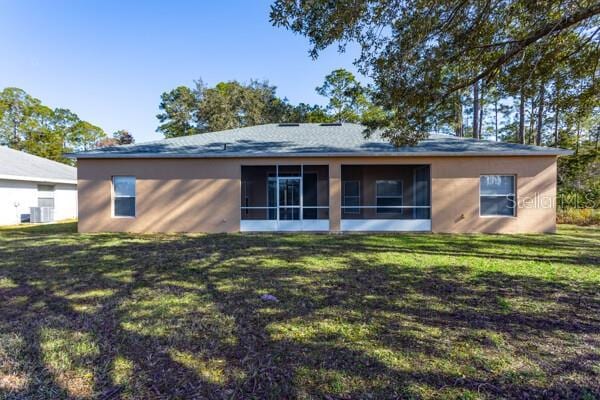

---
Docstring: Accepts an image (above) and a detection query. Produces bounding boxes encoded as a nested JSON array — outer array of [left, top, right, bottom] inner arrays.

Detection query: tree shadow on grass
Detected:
[[0, 222, 599, 399]]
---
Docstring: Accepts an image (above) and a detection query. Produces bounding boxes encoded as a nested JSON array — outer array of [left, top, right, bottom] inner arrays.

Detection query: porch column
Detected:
[[329, 161, 341, 232]]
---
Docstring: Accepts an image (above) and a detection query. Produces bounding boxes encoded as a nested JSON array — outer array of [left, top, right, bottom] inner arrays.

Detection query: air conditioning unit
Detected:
[[30, 207, 55, 223]]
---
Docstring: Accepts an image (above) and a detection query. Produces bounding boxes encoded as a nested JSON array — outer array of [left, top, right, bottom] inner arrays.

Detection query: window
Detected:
[[343, 181, 360, 214], [480, 175, 515, 216], [113, 176, 136, 217], [37, 185, 55, 208], [376, 180, 402, 214]]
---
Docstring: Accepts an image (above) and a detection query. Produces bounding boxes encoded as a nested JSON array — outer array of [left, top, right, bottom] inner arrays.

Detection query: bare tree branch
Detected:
[[440, 2, 600, 100]]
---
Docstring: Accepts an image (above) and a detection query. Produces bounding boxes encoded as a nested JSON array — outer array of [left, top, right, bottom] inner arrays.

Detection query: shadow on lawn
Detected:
[[0, 222, 599, 399]]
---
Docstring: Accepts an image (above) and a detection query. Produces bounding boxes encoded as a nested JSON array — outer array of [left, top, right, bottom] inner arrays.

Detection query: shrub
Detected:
[[557, 208, 600, 226]]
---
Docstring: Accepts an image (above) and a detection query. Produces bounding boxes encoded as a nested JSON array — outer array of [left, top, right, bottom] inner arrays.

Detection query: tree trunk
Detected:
[[494, 99, 499, 141], [536, 82, 545, 146], [575, 120, 581, 155], [473, 82, 479, 139], [454, 93, 463, 137], [518, 88, 525, 144], [528, 97, 535, 144], [478, 84, 484, 139], [554, 102, 559, 147], [11, 114, 19, 147]]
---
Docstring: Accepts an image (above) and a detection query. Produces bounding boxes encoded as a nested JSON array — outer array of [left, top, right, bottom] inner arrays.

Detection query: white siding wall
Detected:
[[0, 179, 77, 225], [54, 183, 78, 220]]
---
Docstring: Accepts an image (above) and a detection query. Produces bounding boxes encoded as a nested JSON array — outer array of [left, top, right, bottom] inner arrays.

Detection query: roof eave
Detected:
[[72, 150, 573, 159], [0, 174, 77, 184]]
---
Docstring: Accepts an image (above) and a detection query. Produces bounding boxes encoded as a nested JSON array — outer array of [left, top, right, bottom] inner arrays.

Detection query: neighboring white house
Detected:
[[0, 146, 77, 225]]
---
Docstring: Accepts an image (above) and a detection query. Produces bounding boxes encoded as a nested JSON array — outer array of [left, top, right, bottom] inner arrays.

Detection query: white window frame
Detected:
[[37, 184, 55, 208], [479, 175, 516, 218], [342, 180, 361, 214], [112, 176, 136, 218], [376, 180, 403, 214]]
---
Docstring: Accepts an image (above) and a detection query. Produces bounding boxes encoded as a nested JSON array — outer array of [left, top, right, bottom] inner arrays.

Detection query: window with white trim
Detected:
[[113, 176, 136, 217], [480, 175, 515, 216], [343, 181, 360, 214], [376, 180, 403, 214], [37, 185, 55, 208]]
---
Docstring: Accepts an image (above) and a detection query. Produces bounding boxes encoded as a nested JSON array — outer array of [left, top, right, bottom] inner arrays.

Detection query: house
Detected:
[[0, 146, 77, 225], [71, 123, 572, 234]]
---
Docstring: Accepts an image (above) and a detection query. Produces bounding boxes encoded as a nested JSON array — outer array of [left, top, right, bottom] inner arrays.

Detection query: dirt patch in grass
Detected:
[[0, 221, 598, 399]]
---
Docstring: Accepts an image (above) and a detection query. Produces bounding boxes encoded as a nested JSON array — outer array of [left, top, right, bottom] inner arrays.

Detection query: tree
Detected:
[[361, 103, 388, 128], [95, 137, 119, 148], [536, 82, 546, 146], [113, 129, 134, 145], [0, 88, 39, 148], [287, 103, 332, 123], [195, 80, 279, 131], [0, 87, 107, 163], [478, 84, 485, 140], [316, 69, 367, 122], [52, 108, 80, 152], [21, 104, 64, 161], [518, 88, 526, 144], [156, 79, 320, 136], [271, 0, 600, 145], [156, 86, 199, 138], [69, 121, 106, 151], [472, 83, 479, 139]]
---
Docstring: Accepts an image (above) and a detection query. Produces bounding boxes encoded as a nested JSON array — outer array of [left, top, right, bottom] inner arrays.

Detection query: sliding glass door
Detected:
[[278, 177, 301, 220], [241, 165, 329, 231]]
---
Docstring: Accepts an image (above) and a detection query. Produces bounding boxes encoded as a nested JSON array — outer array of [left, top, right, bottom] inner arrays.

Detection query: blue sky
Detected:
[[0, 1, 363, 142]]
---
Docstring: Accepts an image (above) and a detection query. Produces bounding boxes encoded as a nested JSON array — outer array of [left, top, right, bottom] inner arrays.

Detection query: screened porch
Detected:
[[241, 165, 329, 231], [341, 164, 431, 231], [240, 164, 431, 232]]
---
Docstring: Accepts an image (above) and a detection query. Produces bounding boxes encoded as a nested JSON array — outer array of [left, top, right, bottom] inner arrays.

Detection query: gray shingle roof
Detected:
[[72, 123, 572, 159], [0, 146, 77, 183]]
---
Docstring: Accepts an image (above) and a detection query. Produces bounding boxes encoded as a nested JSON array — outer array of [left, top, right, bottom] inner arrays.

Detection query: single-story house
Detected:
[[71, 123, 572, 234], [0, 146, 77, 225]]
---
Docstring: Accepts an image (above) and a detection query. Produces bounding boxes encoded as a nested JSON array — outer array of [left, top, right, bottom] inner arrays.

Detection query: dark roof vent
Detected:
[[278, 123, 300, 127], [320, 123, 342, 126]]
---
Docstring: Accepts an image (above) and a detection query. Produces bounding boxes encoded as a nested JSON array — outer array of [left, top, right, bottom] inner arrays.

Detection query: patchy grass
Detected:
[[0, 221, 598, 399]]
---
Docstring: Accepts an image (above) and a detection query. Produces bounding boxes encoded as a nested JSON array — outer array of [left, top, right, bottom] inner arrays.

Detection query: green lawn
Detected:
[[0, 222, 599, 399]]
